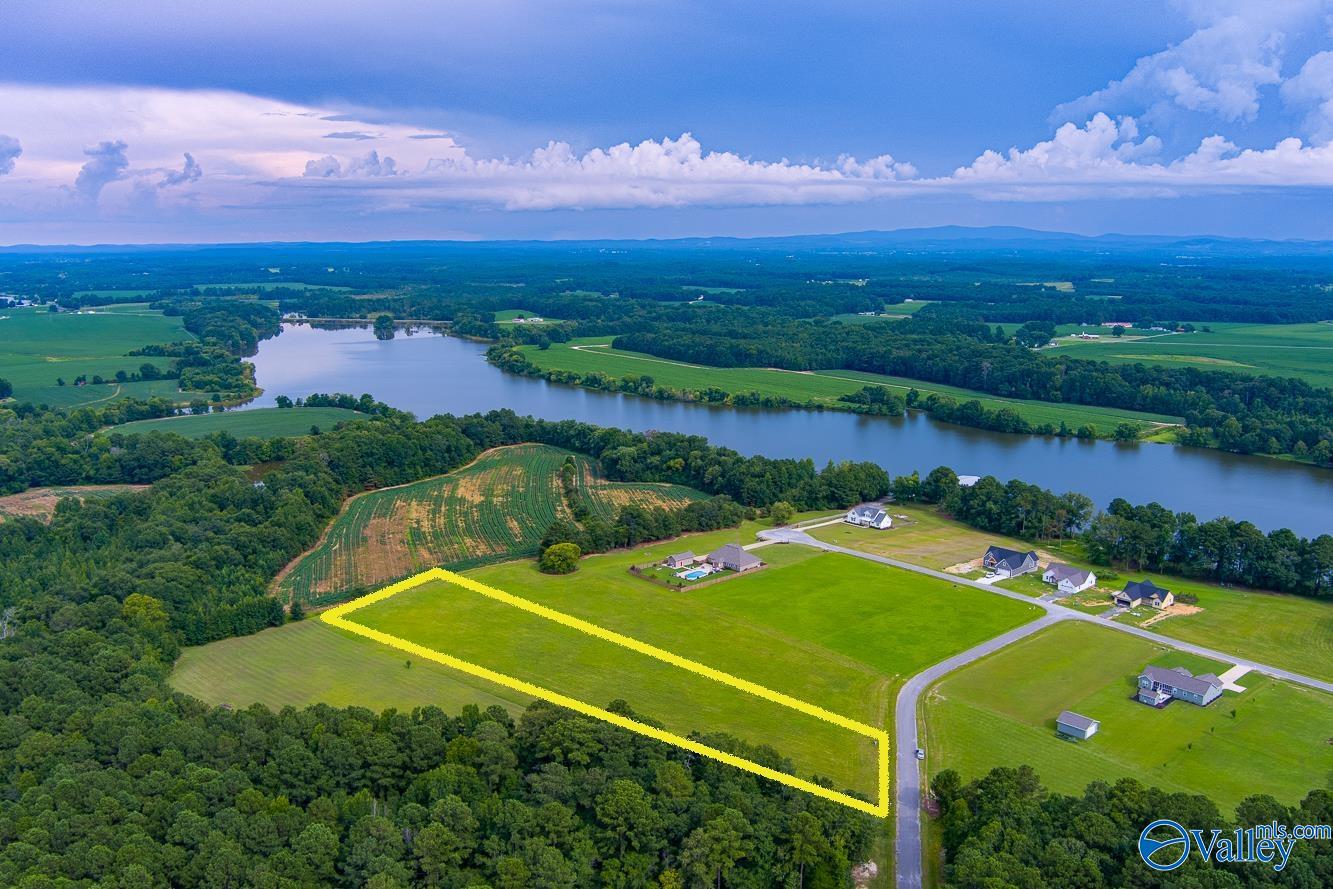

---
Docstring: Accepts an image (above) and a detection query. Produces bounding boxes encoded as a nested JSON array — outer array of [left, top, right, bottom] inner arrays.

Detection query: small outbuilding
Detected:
[[1055, 710, 1099, 740], [664, 551, 695, 569]]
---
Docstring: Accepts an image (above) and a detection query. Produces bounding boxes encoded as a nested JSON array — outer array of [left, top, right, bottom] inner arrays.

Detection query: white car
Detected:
[[983, 572, 999, 580], [915, 748, 925, 760]]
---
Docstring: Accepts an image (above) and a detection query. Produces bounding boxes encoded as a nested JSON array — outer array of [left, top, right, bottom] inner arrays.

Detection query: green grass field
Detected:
[[275, 444, 706, 604], [177, 536, 1040, 801], [107, 406, 367, 439], [1049, 322, 1333, 389], [923, 622, 1333, 810], [0, 304, 190, 407], [518, 338, 1182, 430], [494, 308, 560, 325]]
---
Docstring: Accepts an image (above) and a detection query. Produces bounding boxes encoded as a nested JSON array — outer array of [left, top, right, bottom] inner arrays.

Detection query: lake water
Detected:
[[248, 323, 1333, 536]]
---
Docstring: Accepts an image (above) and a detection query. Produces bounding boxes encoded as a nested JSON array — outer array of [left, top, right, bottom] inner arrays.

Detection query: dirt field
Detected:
[[0, 485, 149, 523]]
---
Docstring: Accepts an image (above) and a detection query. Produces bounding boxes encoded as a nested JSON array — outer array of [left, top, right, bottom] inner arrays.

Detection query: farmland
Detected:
[[0, 304, 189, 407], [516, 337, 1182, 431], [176, 533, 1041, 802], [1049, 322, 1333, 389], [274, 443, 705, 604], [108, 406, 366, 439], [0, 484, 149, 523], [922, 621, 1333, 810]]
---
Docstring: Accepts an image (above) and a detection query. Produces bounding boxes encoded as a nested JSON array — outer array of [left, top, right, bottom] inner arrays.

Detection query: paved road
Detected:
[[757, 528, 1333, 888]]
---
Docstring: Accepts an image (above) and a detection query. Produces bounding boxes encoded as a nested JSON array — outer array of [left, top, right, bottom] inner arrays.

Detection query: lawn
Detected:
[[1050, 322, 1333, 389], [923, 621, 1333, 811], [274, 444, 707, 604], [0, 304, 190, 407], [517, 337, 1181, 431], [108, 406, 367, 439], [175, 532, 1040, 803], [494, 308, 560, 325]]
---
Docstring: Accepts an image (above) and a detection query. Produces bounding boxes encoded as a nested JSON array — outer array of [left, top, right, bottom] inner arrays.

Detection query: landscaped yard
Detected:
[[923, 621, 1333, 811], [108, 406, 367, 439], [517, 337, 1182, 432]]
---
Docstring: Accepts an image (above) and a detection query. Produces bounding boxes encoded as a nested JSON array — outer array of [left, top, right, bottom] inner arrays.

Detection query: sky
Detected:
[[2, 0, 1333, 243]]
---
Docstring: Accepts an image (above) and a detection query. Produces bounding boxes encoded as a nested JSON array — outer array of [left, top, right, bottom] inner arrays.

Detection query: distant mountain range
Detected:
[[5, 225, 1333, 257]]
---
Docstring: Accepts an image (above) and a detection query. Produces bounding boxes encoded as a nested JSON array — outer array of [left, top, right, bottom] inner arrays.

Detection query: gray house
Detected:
[[981, 545, 1038, 578], [1042, 563, 1096, 595], [1116, 579, 1174, 610], [706, 544, 764, 573], [663, 551, 695, 569], [1055, 710, 1100, 740], [1138, 666, 1224, 707]]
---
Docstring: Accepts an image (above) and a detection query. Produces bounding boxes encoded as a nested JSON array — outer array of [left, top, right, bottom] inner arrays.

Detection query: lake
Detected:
[[248, 323, 1333, 536]]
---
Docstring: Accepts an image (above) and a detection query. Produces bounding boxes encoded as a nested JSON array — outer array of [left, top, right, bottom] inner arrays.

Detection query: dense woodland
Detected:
[[933, 767, 1332, 887]]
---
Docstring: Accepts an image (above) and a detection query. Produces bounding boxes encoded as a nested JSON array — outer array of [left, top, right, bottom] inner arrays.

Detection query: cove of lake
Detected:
[[247, 323, 1333, 536]]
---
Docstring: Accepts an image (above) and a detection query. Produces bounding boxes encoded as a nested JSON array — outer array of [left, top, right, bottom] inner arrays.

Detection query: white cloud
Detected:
[[0, 135, 20, 175], [1055, 1, 1329, 124], [1283, 50, 1333, 144], [74, 140, 130, 200], [159, 152, 202, 187]]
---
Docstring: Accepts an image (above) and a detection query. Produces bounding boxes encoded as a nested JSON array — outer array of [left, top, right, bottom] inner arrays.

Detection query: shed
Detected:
[[1055, 710, 1100, 740]]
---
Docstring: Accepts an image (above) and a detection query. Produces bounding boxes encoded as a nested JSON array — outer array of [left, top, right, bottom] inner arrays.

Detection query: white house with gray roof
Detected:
[[1137, 666, 1224, 707], [845, 504, 892, 529], [1042, 563, 1096, 595], [1055, 710, 1099, 740], [663, 551, 695, 569]]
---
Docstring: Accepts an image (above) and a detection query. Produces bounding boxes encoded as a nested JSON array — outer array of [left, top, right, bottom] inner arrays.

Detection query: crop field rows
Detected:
[[277, 444, 711, 605]]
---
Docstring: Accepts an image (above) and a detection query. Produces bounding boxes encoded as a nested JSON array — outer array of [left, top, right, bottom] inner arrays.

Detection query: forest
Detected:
[[932, 767, 1332, 887]]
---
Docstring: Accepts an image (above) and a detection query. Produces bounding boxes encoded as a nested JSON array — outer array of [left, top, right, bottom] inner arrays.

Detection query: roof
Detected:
[[1056, 710, 1099, 732], [1123, 579, 1170, 599], [984, 545, 1036, 570], [1142, 665, 1223, 697], [708, 543, 763, 569], [1046, 563, 1092, 584], [666, 550, 694, 562], [849, 505, 888, 522]]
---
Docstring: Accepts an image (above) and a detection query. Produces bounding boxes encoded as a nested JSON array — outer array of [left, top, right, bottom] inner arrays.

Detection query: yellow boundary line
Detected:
[[322, 568, 889, 816]]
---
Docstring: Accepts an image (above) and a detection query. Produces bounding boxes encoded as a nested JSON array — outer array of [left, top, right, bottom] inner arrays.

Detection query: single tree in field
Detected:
[[539, 541, 581, 574], [768, 501, 794, 525]]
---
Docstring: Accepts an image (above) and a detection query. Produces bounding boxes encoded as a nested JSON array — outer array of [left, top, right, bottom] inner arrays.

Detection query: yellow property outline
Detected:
[[322, 568, 890, 816]]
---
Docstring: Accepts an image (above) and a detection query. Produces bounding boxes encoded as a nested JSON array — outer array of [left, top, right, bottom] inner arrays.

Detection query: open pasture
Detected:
[[108, 406, 366, 439], [518, 338, 1181, 430], [0, 304, 188, 407]]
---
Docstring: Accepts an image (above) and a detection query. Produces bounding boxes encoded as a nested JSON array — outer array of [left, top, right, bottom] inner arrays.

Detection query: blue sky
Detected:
[[2, 1, 1333, 242]]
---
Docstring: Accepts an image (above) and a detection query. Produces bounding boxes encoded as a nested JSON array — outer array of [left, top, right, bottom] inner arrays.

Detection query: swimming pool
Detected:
[[679, 568, 710, 580]]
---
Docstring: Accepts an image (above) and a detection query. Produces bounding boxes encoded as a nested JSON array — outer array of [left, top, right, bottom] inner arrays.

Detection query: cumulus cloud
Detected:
[[407, 133, 916, 210], [303, 149, 397, 178], [159, 152, 201, 187], [74, 140, 130, 200], [1055, 1, 1328, 125], [1283, 50, 1333, 144], [0, 135, 20, 174]]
